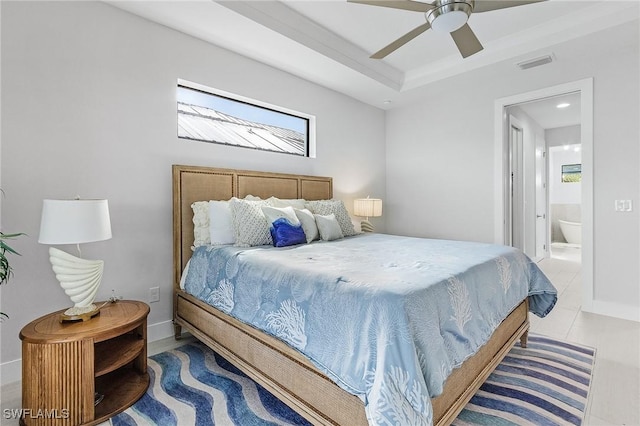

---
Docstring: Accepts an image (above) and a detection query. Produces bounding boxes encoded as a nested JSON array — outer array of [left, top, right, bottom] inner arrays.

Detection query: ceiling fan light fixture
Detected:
[[426, 1, 473, 33]]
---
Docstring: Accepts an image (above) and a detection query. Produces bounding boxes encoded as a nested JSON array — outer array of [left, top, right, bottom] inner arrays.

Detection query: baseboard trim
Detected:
[[147, 319, 176, 342], [0, 358, 21, 387], [582, 300, 640, 323], [1, 319, 177, 387]]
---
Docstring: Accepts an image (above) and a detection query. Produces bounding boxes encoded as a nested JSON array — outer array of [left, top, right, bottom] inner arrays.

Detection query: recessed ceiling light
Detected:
[[557, 103, 571, 109], [383, 100, 392, 105]]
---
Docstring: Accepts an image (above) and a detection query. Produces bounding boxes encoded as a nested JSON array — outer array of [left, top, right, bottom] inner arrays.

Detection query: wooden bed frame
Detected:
[[172, 164, 530, 426]]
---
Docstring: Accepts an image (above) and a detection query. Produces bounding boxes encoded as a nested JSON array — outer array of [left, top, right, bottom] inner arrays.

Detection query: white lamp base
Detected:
[[64, 304, 98, 316], [61, 304, 101, 322], [49, 247, 104, 321], [360, 220, 374, 233]]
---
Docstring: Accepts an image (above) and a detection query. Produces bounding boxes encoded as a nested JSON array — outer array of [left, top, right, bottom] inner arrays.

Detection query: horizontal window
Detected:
[[177, 80, 314, 157]]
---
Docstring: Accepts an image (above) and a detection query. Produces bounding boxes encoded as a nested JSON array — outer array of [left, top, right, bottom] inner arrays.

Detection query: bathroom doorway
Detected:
[[548, 140, 582, 263], [510, 92, 583, 265], [494, 78, 593, 310]]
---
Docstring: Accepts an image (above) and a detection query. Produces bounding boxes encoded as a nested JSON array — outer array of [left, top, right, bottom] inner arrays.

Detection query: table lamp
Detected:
[[354, 197, 382, 233], [38, 199, 112, 321]]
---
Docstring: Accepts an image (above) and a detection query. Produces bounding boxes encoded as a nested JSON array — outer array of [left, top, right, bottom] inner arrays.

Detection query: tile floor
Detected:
[[2, 249, 639, 425], [531, 246, 640, 425]]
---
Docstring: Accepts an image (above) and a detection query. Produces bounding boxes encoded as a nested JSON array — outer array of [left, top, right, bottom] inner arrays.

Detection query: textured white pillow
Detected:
[[229, 197, 273, 247], [261, 205, 301, 226], [209, 201, 235, 245], [306, 199, 357, 237], [294, 208, 319, 243], [191, 201, 211, 248], [314, 213, 344, 241], [267, 196, 307, 210]]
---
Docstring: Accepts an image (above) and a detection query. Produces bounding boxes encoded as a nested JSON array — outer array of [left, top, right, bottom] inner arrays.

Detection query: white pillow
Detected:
[[314, 213, 344, 241], [191, 201, 210, 248], [261, 205, 301, 226], [267, 196, 307, 210], [209, 201, 235, 245], [229, 197, 273, 247], [294, 208, 319, 243], [306, 199, 358, 237]]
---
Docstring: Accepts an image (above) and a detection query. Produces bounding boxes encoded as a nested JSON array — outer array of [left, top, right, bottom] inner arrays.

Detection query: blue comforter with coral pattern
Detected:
[[183, 233, 557, 425]]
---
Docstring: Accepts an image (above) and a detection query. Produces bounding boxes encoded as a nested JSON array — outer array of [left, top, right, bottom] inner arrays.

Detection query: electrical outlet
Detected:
[[149, 287, 160, 303]]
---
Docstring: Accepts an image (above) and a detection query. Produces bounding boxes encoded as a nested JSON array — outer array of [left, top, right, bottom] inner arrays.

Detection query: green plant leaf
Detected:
[[0, 231, 24, 286], [0, 232, 25, 238], [0, 241, 21, 256]]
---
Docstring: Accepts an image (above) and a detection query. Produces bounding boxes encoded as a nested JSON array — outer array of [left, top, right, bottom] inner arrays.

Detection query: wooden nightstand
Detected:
[[19, 300, 150, 426]]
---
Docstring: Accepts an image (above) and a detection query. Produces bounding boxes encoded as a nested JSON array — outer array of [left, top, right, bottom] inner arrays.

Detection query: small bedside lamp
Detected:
[[39, 199, 112, 321], [354, 197, 382, 233]]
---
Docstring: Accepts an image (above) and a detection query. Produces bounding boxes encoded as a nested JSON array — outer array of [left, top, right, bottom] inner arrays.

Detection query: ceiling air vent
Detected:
[[516, 54, 554, 70]]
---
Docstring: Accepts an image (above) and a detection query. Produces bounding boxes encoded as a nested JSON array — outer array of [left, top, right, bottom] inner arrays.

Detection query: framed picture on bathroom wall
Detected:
[[562, 163, 582, 183]]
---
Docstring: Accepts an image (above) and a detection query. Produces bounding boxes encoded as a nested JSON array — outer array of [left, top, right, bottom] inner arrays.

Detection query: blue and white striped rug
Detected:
[[111, 334, 594, 426], [454, 334, 595, 425]]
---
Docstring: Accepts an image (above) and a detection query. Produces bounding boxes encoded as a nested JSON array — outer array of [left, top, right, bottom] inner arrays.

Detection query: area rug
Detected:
[[110, 334, 594, 426]]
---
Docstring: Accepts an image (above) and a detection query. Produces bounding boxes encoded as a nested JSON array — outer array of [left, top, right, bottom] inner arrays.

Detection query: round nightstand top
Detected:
[[20, 300, 150, 344]]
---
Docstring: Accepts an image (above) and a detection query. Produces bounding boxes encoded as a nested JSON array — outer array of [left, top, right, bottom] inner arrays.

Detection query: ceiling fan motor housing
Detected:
[[426, 0, 474, 33]]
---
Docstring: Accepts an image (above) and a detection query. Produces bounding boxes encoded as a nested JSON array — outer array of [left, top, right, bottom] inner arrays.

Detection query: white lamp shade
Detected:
[[39, 199, 112, 245], [354, 198, 383, 218]]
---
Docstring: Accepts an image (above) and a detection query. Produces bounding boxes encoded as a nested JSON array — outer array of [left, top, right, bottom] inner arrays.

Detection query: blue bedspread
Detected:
[[183, 233, 557, 425]]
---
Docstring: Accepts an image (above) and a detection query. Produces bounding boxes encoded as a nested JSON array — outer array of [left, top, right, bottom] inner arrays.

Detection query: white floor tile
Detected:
[[537, 255, 640, 426]]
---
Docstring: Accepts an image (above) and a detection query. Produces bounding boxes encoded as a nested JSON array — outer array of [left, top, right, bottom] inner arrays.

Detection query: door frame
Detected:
[[534, 133, 549, 262], [493, 78, 594, 312], [507, 114, 525, 251]]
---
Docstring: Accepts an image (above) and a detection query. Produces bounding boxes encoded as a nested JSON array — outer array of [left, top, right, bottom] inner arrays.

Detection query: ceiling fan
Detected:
[[348, 0, 547, 59]]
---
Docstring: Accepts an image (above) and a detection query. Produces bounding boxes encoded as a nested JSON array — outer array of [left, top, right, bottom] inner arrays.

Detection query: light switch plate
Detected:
[[614, 200, 632, 212]]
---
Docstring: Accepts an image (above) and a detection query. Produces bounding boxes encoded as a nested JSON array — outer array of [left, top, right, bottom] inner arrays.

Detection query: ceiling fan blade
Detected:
[[347, 0, 434, 13], [370, 22, 431, 59], [473, 0, 547, 13], [450, 23, 483, 58]]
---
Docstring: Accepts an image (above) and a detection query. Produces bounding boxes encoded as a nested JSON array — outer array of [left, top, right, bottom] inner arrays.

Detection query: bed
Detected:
[[172, 164, 556, 425]]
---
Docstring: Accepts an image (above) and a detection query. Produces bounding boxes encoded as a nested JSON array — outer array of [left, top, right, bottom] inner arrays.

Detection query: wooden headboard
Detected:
[[172, 164, 333, 288]]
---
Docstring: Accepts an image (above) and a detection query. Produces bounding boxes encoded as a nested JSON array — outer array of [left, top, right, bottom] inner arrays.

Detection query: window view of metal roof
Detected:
[[178, 102, 306, 156]]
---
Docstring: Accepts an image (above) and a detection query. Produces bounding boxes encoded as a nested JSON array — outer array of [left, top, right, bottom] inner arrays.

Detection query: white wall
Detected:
[[0, 1, 386, 382], [547, 125, 581, 148], [547, 126, 582, 205], [386, 20, 639, 319]]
